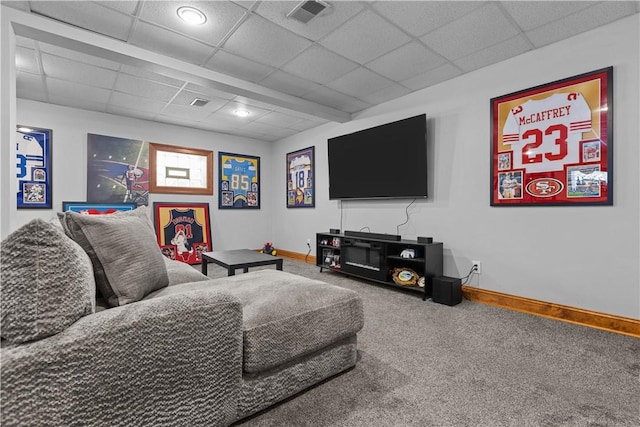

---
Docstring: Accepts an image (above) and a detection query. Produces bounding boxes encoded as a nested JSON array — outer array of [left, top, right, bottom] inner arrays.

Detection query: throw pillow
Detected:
[[0, 219, 96, 344], [58, 206, 169, 307]]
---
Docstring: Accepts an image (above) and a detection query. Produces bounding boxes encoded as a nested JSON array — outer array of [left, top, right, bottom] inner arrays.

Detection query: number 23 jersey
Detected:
[[502, 92, 592, 173]]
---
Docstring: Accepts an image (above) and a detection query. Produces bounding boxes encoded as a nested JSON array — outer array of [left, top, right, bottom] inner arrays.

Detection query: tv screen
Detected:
[[328, 114, 427, 200]]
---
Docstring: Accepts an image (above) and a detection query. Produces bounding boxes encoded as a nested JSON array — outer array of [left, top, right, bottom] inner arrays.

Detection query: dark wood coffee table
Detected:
[[201, 249, 283, 276]]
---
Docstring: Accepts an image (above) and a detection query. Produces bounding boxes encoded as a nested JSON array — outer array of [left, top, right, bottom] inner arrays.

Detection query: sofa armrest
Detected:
[[1, 289, 243, 427]]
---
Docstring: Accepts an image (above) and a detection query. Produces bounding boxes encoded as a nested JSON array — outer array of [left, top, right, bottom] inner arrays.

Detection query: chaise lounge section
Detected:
[[1, 209, 364, 426]]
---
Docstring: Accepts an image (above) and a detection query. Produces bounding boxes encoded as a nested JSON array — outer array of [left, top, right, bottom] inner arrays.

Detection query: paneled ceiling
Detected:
[[4, 1, 639, 142]]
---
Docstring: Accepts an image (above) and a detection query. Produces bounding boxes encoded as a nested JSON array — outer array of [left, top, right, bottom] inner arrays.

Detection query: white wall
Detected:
[[15, 100, 274, 252], [272, 15, 640, 319]]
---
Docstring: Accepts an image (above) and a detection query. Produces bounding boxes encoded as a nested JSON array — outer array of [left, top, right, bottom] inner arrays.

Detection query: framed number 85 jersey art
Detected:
[[219, 152, 260, 209]]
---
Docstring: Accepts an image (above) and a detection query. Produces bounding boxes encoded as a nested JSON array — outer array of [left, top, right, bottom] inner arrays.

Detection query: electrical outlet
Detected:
[[472, 260, 482, 274]]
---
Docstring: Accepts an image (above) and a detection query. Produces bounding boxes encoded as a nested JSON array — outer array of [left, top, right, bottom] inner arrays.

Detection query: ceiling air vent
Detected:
[[190, 98, 209, 107], [286, 0, 329, 24]]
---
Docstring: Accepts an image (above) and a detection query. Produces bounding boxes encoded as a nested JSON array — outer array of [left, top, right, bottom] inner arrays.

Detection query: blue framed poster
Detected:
[[62, 202, 137, 215], [286, 146, 315, 208], [16, 126, 52, 209], [218, 152, 260, 209]]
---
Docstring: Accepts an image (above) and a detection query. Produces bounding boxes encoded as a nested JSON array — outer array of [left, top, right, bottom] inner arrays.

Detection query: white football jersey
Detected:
[[503, 92, 592, 173]]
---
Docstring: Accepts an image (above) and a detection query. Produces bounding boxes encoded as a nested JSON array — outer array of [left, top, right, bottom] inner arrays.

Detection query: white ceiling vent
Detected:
[[286, 0, 329, 24], [190, 98, 209, 107]]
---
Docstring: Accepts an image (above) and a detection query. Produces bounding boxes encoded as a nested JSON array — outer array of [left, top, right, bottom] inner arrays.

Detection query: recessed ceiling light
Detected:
[[177, 6, 207, 25], [234, 109, 251, 117]]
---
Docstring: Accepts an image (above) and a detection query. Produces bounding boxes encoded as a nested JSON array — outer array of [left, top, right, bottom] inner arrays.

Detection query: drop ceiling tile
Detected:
[[95, 1, 140, 15], [138, 1, 247, 46], [284, 117, 327, 132], [3, 1, 30, 12], [420, 2, 520, 61], [154, 113, 201, 129], [401, 63, 463, 91], [526, 2, 639, 47], [366, 41, 446, 82], [15, 46, 39, 74], [45, 77, 112, 104], [259, 70, 323, 97], [38, 42, 121, 70], [160, 104, 212, 121], [358, 83, 412, 106], [320, 9, 412, 64], [41, 54, 118, 89], [119, 65, 186, 87], [114, 73, 181, 102], [204, 50, 276, 83], [128, 21, 215, 65], [184, 83, 236, 100], [326, 68, 395, 99], [106, 105, 157, 122], [282, 45, 359, 84], [255, 1, 365, 41], [16, 71, 47, 102], [242, 120, 283, 135], [372, 1, 484, 37], [170, 90, 228, 112], [223, 14, 313, 67], [109, 92, 167, 114], [29, 1, 134, 41], [301, 87, 370, 113], [501, 1, 593, 31], [255, 111, 305, 128], [454, 35, 531, 73]]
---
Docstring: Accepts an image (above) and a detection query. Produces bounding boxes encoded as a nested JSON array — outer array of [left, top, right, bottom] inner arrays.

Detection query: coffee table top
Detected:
[[202, 249, 282, 267]]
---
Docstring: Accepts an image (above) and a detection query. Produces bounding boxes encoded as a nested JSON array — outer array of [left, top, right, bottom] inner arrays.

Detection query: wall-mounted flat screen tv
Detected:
[[328, 114, 427, 200]]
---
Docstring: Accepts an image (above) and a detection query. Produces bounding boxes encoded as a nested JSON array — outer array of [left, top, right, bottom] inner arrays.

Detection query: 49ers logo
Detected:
[[525, 178, 563, 197]]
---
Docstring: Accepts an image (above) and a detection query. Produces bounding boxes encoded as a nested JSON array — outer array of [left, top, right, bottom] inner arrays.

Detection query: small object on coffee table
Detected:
[[202, 249, 283, 276]]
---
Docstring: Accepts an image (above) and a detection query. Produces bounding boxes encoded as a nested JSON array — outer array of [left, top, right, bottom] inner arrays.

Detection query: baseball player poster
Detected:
[[16, 126, 52, 209], [87, 133, 149, 206], [490, 67, 612, 206], [218, 152, 260, 209]]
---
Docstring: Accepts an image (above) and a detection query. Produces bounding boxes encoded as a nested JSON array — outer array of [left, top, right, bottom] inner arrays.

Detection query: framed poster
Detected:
[[286, 146, 315, 208], [490, 67, 613, 206], [153, 202, 212, 265], [62, 202, 137, 215], [149, 143, 213, 195], [16, 126, 52, 209], [218, 152, 260, 209], [87, 133, 149, 206]]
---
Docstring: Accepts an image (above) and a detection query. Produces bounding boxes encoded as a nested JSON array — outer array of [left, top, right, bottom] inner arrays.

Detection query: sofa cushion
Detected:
[[0, 219, 95, 344], [145, 270, 364, 373], [58, 206, 168, 307], [164, 257, 209, 286]]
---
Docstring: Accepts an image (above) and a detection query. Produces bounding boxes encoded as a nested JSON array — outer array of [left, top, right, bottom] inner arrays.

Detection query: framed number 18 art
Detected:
[[218, 152, 260, 209], [286, 146, 315, 208], [490, 67, 613, 206]]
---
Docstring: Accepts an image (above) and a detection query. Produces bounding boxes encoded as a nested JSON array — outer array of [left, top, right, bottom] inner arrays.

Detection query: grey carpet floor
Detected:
[[204, 259, 640, 427]]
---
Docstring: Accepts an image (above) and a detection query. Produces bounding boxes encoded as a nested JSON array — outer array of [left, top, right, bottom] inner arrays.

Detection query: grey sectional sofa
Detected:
[[0, 209, 364, 426]]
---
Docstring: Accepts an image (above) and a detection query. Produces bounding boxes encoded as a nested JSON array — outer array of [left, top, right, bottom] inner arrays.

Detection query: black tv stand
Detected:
[[316, 231, 443, 300]]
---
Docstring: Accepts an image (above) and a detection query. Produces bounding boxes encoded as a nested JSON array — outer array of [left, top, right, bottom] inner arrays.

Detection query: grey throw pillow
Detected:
[[0, 219, 96, 344], [58, 206, 169, 307]]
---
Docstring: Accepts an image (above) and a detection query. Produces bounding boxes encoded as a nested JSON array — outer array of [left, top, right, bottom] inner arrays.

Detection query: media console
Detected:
[[316, 231, 443, 300]]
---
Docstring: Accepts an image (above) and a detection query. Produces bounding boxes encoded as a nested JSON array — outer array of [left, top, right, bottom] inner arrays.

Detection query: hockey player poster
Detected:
[[286, 146, 315, 208], [16, 126, 52, 209], [218, 152, 260, 209], [490, 67, 612, 206], [153, 202, 212, 265], [87, 133, 149, 206]]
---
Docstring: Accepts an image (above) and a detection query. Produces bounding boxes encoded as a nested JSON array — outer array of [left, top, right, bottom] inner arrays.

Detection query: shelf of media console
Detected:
[[315, 232, 443, 301]]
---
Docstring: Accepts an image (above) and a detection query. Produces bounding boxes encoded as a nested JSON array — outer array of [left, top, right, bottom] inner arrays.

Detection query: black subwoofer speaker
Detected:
[[432, 276, 462, 306]]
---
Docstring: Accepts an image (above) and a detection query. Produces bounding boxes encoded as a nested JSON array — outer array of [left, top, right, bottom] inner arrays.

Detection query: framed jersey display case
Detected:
[[153, 202, 212, 265], [16, 126, 52, 209], [490, 67, 613, 206], [218, 152, 260, 209], [286, 146, 315, 208]]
